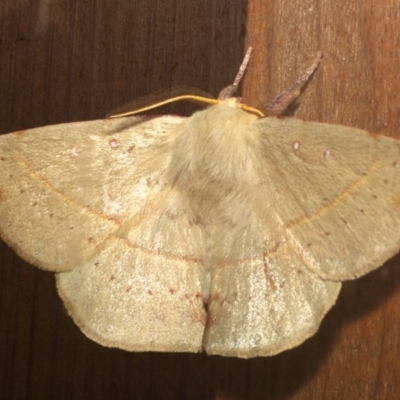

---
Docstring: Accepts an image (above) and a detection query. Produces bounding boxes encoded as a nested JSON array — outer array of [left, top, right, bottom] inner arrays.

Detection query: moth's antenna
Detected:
[[218, 47, 253, 100], [232, 47, 253, 88], [107, 47, 261, 119], [264, 51, 323, 115]]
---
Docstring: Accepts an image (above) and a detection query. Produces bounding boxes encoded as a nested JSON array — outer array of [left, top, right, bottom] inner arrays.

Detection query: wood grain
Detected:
[[1, 0, 400, 399], [243, 1, 400, 399]]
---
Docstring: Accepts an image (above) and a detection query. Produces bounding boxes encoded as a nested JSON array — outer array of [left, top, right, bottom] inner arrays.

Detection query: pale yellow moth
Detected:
[[1, 49, 400, 358]]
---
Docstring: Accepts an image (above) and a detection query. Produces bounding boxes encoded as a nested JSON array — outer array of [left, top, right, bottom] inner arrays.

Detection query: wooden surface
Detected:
[[1, 0, 400, 399]]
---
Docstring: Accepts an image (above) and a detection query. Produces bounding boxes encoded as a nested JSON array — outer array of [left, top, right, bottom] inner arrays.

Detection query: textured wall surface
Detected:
[[1, 1, 400, 399]]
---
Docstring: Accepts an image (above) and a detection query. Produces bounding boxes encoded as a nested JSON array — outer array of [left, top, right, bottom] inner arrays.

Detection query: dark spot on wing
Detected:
[[195, 292, 203, 300], [108, 139, 119, 149]]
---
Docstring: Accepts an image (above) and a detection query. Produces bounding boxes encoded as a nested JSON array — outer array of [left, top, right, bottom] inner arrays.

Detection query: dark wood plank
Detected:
[[0, 1, 247, 399]]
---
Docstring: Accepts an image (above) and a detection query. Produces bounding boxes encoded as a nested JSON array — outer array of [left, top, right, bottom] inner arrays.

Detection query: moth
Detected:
[[1, 49, 400, 358]]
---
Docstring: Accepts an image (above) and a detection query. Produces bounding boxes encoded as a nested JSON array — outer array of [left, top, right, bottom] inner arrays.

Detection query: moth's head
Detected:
[[221, 97, 241, 108], [216, 97, 264, 118]]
